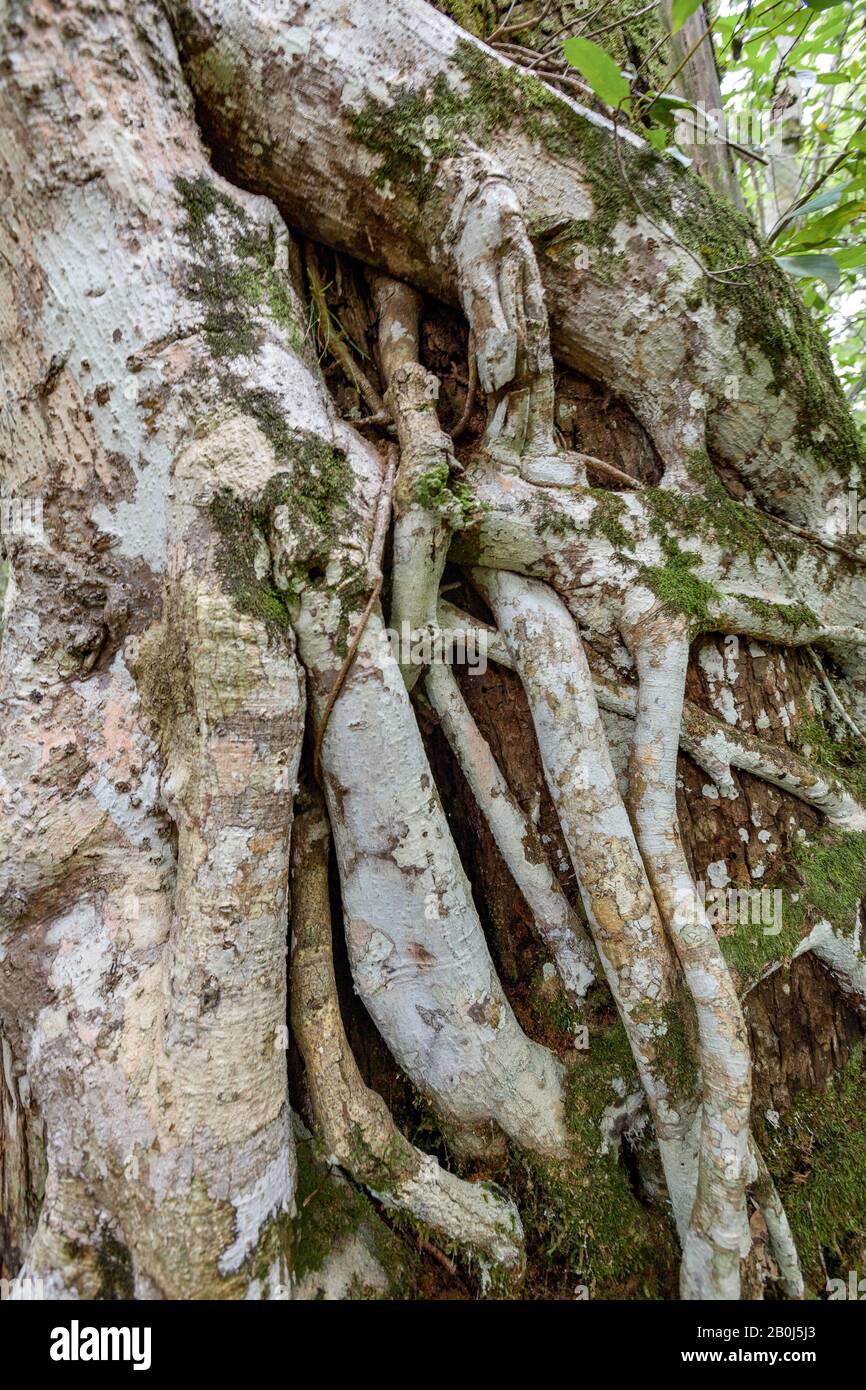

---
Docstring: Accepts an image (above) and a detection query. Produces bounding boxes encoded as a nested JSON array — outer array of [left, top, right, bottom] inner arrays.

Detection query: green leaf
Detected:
[[646, 93, 694, 128], [804, 0, 847, 10], [834, 246, 866, 270], [774, 253, 841, 293], [774, 184, 850, 236], [671, 0, 703, 33], [783, 200, 866, 250], [647, 126, 669, 151], [562, 37, 631, 110]]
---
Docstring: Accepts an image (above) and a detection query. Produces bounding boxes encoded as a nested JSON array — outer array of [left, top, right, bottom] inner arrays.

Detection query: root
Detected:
[[440, 150, 584, 486], [438, 601, 866, 829], [471, 568, 704, 1232], [425, 658, 596, 1002], [747, 1138, 805, 1299], [792, 910, 866, 1017], [371, 274, 469, 692], [312, 443, 396, 783], [621, 598, 752, 1301], [290, 789, 525, 1273], [290, 589, 566, 1152]]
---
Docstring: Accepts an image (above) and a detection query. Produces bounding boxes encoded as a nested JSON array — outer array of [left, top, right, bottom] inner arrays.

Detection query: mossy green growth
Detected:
[[208, 486, 294, 639], [233, 1209, 294, 1298], [503, 1016, 678, 1298], [719, 823, 866, 992], [795, 710, 866, 808], [439, 0, 670, 90], [530, 968, 584, 1039], [738, 594, 818, 632], [587, 489, 635, 554], [350, 39, 862, 483], [417, 460, 479, 527], [293, 1136, 418, 1295], [765, 1043, 866, 1291], [642, 450, 795, 569], [193, 43, 238, 96], [175, 174, 301, 358], [207, 425, 353, 636], [717, 893, 802, 996], [654, 1001, 700, 1100], [436, 0, 489, 37], [639, 537, 721, 628], [174, 162, 353, 634], [95, 1228, 135, 1301], [790, 825, 866, 941]]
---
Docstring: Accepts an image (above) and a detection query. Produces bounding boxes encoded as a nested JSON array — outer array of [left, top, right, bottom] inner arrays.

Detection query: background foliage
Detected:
[[557, 0, 866, 429]]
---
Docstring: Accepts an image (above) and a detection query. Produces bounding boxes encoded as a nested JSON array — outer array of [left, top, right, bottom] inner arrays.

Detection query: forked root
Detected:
[[792, 911, 866, 1016], [290, 586, 567, 1154], [621, 597, 753, 1301], [290, 788, 525, 1274], [471, 569, 702, 1234]]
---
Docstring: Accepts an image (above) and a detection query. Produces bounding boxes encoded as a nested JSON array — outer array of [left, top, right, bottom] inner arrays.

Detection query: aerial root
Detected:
[[425, 658, 596, 1002], [290, 788, 525, 1274], [370, 273, 467, 691], [437, 601, 866, 829], [470, 568, 704, 1232], [792, 910, 866, 1016], [622, 598, 753, 1300], [746, 1138, 805, 1298]]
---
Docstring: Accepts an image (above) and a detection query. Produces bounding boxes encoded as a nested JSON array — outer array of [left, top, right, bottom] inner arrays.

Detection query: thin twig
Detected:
[[312, 444, 397, 784], [581, 453, 641, 489], [418, 1236, 458, 1278], [807, 646, 866, 746], [307, 257, 387, 417]]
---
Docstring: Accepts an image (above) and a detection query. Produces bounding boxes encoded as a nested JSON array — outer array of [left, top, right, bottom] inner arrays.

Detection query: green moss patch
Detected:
[[720, 824, 866, 992], [504, 1016, 678, 1298], [639, 537, 721, 628], [765, 1043, 866, 1291], [795, 710, 866, 808], [417, 459, 480, 527], [293, 1136, 418, 1295], [175, 174, 301, 359], [207, 424, 354, 638]]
